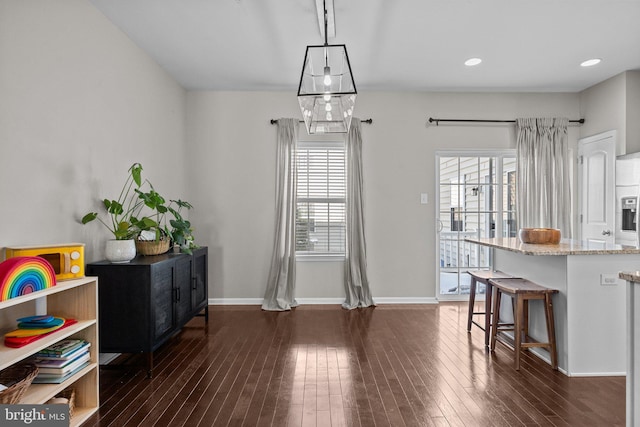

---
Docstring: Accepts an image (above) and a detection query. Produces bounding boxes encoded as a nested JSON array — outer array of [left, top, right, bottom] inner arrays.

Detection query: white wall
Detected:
[[0, 0, 187, 262], [626, 71, 640, 153], [187, 91, 580, 301], [579, 72, 630, 155]]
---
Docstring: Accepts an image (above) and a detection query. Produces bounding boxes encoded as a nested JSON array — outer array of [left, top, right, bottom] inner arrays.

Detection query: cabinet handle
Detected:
[[177, 287, 181, 301], [192, 277, 197, 290]]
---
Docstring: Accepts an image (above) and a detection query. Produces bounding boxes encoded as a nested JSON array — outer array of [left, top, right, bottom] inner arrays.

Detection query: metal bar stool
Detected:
[[488, 278, 559, 371], [467, 270, 513, 347]]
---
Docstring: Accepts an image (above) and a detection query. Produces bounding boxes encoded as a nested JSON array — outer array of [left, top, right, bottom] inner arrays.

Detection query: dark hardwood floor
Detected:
[[88, 302, 625, 426]]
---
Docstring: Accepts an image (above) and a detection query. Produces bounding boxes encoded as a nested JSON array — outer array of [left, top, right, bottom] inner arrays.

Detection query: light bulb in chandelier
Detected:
[[323, 94, 331, 102], [323, 66, 332, 86], [326, 112, 332, 121], [325, 103, 332, 112]]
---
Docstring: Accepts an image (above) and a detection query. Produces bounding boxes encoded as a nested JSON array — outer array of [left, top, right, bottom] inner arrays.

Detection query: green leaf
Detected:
[[107, 201, 124, 215], [173, 200, 193, 209], [117, 221, 130, 232], [140, 217, 158, 228], [81, 212, 98, 224], [130, 163, 143, 187], [170, 219, 190, 230], [168, 206, 180, 217]]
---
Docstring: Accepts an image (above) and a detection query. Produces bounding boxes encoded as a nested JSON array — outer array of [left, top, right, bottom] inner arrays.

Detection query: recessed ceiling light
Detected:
[[580, 58, 601, 67], [465, 58, 482, 66]]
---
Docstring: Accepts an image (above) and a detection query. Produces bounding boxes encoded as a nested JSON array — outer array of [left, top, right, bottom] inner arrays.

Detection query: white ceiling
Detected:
[[89, 0, 640, 92]]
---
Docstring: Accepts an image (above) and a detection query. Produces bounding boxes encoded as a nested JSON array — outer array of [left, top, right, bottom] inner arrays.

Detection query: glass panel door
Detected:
[[436, 152, 516, 299]]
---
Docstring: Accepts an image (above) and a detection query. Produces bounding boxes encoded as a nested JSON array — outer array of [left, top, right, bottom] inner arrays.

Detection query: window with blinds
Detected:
[[295, 141, 346, 256]]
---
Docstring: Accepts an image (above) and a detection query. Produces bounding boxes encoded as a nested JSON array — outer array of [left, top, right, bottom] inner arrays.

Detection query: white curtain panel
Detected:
[[516, 117, 571, 237], [343, 119, 375, 309], [262, 118, 299, 311]]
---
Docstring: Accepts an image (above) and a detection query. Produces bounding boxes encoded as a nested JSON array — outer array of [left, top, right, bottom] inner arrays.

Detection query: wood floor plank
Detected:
[[238, 328, 286, 426], [95, 303, 625, 427], [226, 331, 277, 426], [183, 337, 255, 425], [200, 331, 271, 425], [118, 336, 206, 425], [167, 333, 247, 426], [97, 336, 200, 426], [124, 333, 212, 426]]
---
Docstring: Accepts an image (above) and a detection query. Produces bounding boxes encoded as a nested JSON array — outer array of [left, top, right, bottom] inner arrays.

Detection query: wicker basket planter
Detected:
[[135, 239, 170, 256], [0, 363, 38, 404]]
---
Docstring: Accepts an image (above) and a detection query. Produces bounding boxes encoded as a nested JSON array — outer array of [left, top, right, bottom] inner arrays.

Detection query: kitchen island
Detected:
[[466, 237, 640, 376], [619, 270, 640, 426]]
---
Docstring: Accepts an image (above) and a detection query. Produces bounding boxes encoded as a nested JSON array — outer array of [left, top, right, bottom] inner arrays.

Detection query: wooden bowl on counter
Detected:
[[518, 228, 561, 244]]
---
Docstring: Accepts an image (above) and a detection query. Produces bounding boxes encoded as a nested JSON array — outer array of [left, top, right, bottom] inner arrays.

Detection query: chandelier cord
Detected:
[[323, 0, 329, 67], [324, 0, 328, 46]]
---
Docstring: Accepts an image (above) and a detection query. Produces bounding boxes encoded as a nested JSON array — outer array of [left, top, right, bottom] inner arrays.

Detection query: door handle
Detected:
[[602, 230, 612, 236]]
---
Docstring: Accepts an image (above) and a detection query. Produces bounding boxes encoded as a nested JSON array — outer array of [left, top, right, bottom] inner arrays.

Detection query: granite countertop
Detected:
[[465, 237, 640, 256], [619, 271, 640, 282]]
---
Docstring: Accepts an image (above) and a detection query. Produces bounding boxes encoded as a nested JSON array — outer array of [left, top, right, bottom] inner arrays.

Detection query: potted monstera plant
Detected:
[[167, 200, 197, 254], [81, 163, 144, 262]]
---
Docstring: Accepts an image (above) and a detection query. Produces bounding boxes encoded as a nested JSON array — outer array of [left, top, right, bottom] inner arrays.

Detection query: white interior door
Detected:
[[578, 131, 616, 245]]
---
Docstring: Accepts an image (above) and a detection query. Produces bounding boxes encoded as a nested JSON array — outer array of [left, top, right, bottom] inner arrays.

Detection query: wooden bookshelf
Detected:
[[0, 277, 99, 426]]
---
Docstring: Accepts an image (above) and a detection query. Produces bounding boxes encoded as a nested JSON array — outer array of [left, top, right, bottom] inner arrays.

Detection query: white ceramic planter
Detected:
[[105, 239, 136, 263]]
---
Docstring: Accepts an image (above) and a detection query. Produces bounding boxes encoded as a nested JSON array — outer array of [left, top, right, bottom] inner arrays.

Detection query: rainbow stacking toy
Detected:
[[0, 256, 57, 301]]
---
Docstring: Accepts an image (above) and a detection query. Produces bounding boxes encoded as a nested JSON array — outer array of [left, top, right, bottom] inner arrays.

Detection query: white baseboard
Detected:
[[208, 298, 263, 305], [565, 370, 625, 377], [208, 297, 439, 305], [296, 298, 344, 304], [373, 297, 439, 304], [99, 353, 120, 365]]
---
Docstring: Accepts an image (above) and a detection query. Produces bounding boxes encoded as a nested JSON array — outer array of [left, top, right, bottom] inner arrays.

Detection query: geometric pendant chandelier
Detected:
[[297, 0, 357, 134]]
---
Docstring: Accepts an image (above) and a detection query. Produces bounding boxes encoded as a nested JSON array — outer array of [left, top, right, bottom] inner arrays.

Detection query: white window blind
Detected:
[[295, 141, 346, 255]]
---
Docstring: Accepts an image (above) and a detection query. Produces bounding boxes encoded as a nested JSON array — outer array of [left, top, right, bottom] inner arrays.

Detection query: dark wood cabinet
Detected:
[[192, 247, 208, 316], [174, 255, 193, 327], [87, 247, 208, 376]]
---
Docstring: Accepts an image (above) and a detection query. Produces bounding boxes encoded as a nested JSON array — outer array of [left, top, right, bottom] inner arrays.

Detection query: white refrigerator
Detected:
[[615, 152, 640, 246]]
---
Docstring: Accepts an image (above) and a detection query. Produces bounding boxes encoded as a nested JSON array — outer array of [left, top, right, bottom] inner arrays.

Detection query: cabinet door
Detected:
[[175, 255, 193, 327], [89, 264, 150, 353], [192, 247, 208, 312], [151, 262, 175, 343]]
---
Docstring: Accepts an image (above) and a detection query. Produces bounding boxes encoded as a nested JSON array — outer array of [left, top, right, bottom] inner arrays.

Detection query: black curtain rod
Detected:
[[270, 118, 372, 125], [428, 117, 585, 126]]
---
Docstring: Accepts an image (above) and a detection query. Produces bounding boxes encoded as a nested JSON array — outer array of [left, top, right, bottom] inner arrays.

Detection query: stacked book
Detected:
[[31, 339, 91, 384]]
